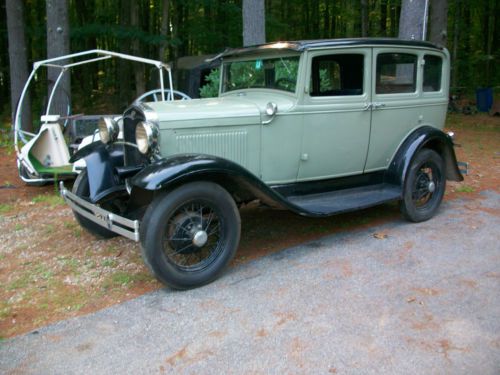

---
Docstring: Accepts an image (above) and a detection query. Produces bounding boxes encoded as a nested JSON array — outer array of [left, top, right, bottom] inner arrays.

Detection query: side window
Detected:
[[376, 53, 417, 94], [423, 55, 442, 92], [310, 54, 364, 96]]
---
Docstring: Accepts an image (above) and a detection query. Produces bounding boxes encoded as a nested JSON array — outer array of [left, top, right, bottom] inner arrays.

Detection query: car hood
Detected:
[[144, 92, 296, 129]]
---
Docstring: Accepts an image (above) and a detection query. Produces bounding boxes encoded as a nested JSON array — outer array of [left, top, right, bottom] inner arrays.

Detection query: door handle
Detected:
[[363, 103, 372, 111], [372, 102, 386, 109]]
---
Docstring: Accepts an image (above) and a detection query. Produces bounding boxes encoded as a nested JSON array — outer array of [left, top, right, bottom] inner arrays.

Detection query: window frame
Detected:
[[304, 48, 370, 105], [375, 52, 419, 95], [372, 48, 421, 101], [421, 52, 446, 97]]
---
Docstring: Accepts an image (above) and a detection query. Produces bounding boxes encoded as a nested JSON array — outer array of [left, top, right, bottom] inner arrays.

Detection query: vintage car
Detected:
[[60, 38, 465, 289]]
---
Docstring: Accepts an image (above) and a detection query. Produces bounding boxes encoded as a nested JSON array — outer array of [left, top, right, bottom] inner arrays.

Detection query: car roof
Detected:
[[217, 38, 443, 59]]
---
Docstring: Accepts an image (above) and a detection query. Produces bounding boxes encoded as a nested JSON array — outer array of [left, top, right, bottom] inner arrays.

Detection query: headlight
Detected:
[[135, 121, 159, 154], [98, 117, 119, 144]]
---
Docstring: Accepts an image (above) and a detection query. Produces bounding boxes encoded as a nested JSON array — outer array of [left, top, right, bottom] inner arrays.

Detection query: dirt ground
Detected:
[[0, 113, 499, 338]]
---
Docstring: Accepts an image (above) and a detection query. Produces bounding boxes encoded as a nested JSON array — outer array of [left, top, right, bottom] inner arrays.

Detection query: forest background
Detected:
[[0, 0, 499, 124]]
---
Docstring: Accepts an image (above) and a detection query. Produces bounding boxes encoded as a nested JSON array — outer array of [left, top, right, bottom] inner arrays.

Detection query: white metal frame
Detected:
[[14, 49, 175, 182]]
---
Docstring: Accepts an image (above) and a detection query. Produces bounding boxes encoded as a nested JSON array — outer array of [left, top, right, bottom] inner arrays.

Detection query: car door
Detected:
[[364, 48, 422, 172], [296, 49, 372, 181]]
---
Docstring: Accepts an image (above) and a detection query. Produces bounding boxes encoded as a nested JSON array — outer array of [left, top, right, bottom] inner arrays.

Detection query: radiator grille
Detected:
[[123, 109, 148, 167], [176, 131, 248, 166]]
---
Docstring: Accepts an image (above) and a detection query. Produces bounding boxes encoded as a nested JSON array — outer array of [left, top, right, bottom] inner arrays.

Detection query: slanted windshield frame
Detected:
[[221, 53, 301, 94]]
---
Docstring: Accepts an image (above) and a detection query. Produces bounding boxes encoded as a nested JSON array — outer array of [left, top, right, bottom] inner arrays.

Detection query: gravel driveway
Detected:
[[1, 191, 499, 374]]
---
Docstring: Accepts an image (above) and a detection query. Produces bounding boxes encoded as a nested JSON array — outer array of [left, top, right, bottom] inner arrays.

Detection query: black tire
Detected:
[[71, 169, 117, 239], [140, 181, 241, 290], [401, 149, 446, 222]]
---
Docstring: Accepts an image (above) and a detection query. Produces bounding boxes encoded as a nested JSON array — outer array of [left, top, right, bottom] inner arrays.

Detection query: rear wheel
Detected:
[[401, 149, 446, 222], [71, 169, 117, 239], [140, 182, 241, 289]]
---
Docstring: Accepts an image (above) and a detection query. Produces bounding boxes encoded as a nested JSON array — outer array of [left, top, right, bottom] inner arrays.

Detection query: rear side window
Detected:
[[376, 53, 417, 94], [423, 55, 443, 92], [310, 54, 364, 96]]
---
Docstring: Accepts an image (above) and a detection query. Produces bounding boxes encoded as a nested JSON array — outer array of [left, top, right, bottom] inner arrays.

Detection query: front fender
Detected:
[[130, 154, 298, 212], [71, 141, 125, 202], [386, 126, 464, 187]]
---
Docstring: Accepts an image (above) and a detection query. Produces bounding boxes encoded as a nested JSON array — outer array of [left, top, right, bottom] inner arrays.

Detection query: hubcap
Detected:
[[428, 181, 436, 193], [192, 230, 208, 247]]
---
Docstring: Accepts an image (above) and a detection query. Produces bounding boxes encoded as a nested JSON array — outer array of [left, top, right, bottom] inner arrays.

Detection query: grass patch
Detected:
[[101, 258, 118, 268], [0, 204, 13, 215], [64, 221, 82, 237], [0, 303, 12, 320], [103, 271, 151, 289], [63, 221, 77, 230], [31, 194, 65, 207], [57, 257, 80, 272], [44, 224, 55, 234], [455, 185, 475, 193], [110, 271, 132, 286], [7, 274, 31, 290], [73, 227, 82, 238], [34, 264, 54, 280]]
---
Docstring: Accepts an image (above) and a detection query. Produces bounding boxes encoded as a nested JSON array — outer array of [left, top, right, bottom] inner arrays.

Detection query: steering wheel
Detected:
[[134, 89, 191, 103]]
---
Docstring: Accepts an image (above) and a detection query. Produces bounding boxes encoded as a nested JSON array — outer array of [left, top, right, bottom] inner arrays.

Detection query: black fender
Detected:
[[129, 154, 311, 214], [386, 126, 464, 187], [70, 141, 126, 202]]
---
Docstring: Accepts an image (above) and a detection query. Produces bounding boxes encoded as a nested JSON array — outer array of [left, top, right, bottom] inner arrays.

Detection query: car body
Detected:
[[60, 38, 465, 289]]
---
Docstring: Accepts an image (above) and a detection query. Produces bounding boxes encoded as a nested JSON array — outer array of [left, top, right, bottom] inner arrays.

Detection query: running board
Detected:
[[285, 183, 401, 216]]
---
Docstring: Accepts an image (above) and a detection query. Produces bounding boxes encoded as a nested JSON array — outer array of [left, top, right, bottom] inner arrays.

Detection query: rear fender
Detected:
[[386, 126, 464, 187]]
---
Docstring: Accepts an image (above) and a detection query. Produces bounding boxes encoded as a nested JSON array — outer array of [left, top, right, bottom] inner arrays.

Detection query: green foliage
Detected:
[[223, 56, 300, 93], [199, 68, 220, 98]]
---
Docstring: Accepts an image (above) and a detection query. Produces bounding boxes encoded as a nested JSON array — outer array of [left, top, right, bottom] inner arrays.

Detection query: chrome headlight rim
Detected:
[[98, 116, 119, 144], [135, 121, 159, 155]]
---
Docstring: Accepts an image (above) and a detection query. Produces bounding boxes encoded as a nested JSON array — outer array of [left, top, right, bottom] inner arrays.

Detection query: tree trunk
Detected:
[[451, 0, 460, 87], [6, 0, 32, 131], [131, 1, 146, 96], [46, 0, 71, 118], [429, 0, 448, 46], [380, 0, 388, 36], [398, 0, 428, 40], [159, 0, 170, 61], [242, 0, 266, 46], [361, 0, 369, 37], [118, 0, 132, 109], [311, 0, 320, 37]]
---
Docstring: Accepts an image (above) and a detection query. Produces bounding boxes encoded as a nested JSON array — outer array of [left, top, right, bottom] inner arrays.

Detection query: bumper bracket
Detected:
[[60, 182, 140, 242]]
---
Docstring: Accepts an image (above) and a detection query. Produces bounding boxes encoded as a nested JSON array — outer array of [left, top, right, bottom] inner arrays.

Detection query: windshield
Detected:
[[222, 55, 300, 94]]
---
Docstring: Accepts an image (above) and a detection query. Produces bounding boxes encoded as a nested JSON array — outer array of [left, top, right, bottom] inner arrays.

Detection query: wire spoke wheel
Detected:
[[163, 201, 225, 272], [401, 149, 445, 222], [412, 164, 438, 207]]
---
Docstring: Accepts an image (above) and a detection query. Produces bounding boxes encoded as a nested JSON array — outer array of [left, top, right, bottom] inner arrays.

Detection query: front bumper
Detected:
[[60, 182, 140, 241]]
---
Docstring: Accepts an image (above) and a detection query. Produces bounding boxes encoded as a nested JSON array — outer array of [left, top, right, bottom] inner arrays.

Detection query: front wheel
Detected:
[[401, 149, 446, 222], [140, 182, 241, 289]]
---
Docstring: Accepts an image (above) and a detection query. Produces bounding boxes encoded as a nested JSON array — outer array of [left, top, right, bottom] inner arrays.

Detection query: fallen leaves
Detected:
[[373, 232, 388, 239]]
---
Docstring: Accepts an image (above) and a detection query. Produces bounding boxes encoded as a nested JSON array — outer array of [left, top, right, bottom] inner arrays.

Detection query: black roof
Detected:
[[216, 38, 442, 59]]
